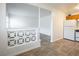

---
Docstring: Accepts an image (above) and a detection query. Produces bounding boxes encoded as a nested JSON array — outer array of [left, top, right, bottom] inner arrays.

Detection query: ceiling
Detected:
[[30, 3, 78, 14], [67, 4, 79, 15], [7, 3, 79, 17], [44, 3, 79, 15], [45, 3, 77, 13]]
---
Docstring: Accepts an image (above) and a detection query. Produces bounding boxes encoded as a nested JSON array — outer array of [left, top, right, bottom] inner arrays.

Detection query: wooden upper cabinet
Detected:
[[66, 14, 79, 20]]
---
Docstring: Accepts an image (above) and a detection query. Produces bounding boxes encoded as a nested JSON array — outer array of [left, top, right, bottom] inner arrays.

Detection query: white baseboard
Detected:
[[53, 37, 63, 42]]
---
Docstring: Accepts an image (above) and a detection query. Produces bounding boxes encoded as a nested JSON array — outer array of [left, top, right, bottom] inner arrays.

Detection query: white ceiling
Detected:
[[7, 3, 79, 17], [48, 3, 79, 15], [67, 4, 79, 15], [30, 3, 77, 14]]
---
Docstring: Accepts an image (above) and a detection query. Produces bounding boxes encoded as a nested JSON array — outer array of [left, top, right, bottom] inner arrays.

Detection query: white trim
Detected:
[[50, 12, 53, 42], [53, 38, 63, 42], [38, 7, 41, 42]]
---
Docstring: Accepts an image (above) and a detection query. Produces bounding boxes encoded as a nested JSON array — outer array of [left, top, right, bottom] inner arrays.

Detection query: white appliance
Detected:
[[64, 20, 76, 41]]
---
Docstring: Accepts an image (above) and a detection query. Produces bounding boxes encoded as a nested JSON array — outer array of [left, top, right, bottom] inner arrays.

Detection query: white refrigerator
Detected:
[[64, 20, 76, 41]]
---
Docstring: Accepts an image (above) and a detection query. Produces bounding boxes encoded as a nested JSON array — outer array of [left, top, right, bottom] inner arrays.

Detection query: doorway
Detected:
[[40, 8, 51, 46]]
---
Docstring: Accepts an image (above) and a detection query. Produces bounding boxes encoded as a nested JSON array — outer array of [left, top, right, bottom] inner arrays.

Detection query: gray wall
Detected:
[[0, 3, 40, 56], [40, 8, 51, 36], [9, 15, 38, 28]]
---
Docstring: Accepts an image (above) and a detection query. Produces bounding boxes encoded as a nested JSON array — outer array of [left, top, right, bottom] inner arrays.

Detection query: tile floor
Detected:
[[17, 39, 79, 56]]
